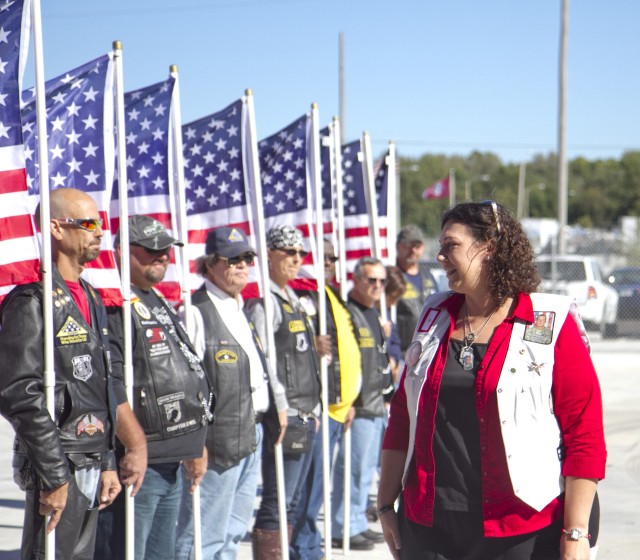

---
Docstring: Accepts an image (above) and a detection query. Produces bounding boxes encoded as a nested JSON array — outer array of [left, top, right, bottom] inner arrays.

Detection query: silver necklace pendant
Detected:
[[459, 345, 474, 371], [465, 332, 476, 344]]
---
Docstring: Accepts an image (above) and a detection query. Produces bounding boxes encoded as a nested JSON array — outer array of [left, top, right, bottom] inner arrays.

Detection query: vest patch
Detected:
[[71, 354, 93, 381], [296, 333, 309, 352], [282, 303, 295, 314], [134, 301, 152, 320], [403, 283, 419, 300], [76, 413, 105, 437], [56, 316, 89, 345], [417, 308, 442, 333], [215, 349, 238, 363], [288, 320, 306, 333]]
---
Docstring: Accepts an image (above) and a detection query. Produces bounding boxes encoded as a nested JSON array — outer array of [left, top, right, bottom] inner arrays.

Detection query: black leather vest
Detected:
[[129, 287, 210, 461], [272, 291, 320, 414], [397, 265, 437, 352], [51, 274, 116, 454], [192, 287, 266, 469], [348, 300, 391, 418]]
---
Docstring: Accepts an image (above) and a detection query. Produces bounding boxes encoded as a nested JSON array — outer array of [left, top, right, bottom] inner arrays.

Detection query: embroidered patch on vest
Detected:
[[295, 333, 309, 352], [282, 303, 295, 314], [76, 413, 105, 437], [288, 319, 305, 333], [71, 354, 93, 381], [134, 301, 152, 320], [215, 349, 238, 363], [56, 316, 89, 345], [524, 311, 556, 345]]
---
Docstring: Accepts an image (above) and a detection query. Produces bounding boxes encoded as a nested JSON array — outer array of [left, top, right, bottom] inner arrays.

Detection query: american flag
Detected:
[[21, 53, 123, 305], [341, 139, 372, 277], [182, 97, 262, 296], [0, 0, 40, 301], [373, 150, 390, 260], [319, 125, 335, 242], [258, 112, 318, 286], [110, 77, 182, 301]]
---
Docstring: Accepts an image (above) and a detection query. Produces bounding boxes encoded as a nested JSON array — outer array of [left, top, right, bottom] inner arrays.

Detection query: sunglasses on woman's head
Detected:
[[56, 218, 103, 232]]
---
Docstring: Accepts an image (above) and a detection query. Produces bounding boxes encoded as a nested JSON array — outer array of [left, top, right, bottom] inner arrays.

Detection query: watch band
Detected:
[[561, 528, 591, 541], [376, 504, 396, 517]]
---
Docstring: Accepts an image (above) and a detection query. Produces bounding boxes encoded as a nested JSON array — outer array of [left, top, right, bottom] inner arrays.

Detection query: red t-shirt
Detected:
[[383, 292, 606, 537], [65, 280, 91, 326]]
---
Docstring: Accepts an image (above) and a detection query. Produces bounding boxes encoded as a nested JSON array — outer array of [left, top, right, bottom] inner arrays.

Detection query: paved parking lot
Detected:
[[0, 336, 638, 559]]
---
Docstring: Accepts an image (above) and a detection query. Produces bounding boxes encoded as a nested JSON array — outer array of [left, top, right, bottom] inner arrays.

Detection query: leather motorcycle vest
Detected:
[[129, 287, 211, 456], [192, 287, 266, 469], [348, 300, 391, 418], [51, 274, 116, 454], [397, 265, 436, 352], [272, 291, 320, 414]]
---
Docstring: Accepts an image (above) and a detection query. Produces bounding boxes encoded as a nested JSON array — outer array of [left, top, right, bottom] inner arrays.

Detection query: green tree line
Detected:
[[399, 150, 640, 236]]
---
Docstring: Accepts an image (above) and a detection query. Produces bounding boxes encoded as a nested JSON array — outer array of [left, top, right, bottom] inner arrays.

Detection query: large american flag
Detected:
[[319, 125, 335, 242], [373, 150, 390, 260], [341, 139, 372, 277], [21, 53, 123, 305], [0, 0, 40, 301], [182, 97, 262, 295], [110, 77, 182, 301], [258, 112, 318, 285]]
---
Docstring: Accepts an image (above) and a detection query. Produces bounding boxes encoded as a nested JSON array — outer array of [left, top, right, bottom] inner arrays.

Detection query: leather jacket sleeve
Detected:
[[0, 287, 72, 491]]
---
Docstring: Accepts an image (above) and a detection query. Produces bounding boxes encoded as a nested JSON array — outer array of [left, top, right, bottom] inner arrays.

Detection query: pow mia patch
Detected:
[[215, 349, 238, 363], [296, 333, 309, 352], [134, 301, 152, 320], [72, 355, 93, 381], [56, 316, 88, 346], [158, 392, 185, 423]]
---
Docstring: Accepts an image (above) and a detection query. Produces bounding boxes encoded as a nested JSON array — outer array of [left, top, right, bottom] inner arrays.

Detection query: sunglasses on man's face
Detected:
[[278, 248, 309, 258], [56, 218, 103, 232], [364, 277, 387, 286], [219, 254, 255, 267], [324, 255, 339, 263]]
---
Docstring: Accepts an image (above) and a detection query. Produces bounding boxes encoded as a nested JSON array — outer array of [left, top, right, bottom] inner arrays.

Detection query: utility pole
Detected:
[[557, 0, 569, 254], [339, 32, 345, 142]]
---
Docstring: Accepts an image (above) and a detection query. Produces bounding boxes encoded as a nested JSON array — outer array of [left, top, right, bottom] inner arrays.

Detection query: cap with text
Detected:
[[115, 215, 183, 250]]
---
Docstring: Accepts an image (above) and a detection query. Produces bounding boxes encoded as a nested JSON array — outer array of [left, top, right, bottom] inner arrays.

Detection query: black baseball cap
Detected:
[[114, 215, 183, 250]]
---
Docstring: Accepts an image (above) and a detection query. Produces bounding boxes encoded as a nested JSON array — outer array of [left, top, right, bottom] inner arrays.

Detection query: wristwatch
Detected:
[[562, 528, 590, 541]]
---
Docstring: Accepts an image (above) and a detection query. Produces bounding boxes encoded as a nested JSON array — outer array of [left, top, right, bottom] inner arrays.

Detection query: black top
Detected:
[[433, 339, 488, 512]]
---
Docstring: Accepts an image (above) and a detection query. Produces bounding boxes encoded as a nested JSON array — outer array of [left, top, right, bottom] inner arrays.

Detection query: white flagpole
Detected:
[[449, 168, 456, 207], [244, 90, 290, 558], [112, 40, 136, 560], [362, 132, 387, 322], [330, 119, 351, 556], [386, 141, 398, 324], [169, 64, 203, 560], [310, 104, 332, 560], [30, 0, 55, 555]]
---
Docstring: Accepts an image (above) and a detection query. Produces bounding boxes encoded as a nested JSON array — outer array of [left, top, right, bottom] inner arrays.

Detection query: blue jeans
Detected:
[[135, 462, 183, 560], [331, 415, 385, 538], [254, 416, 317, 531], [175, 424, 263, 560], [291, 417, 343, 560]]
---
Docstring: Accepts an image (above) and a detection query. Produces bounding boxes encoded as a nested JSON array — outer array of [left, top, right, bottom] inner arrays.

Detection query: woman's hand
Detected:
[[560, 535, 591, 560], [379, 508, 401, 560]]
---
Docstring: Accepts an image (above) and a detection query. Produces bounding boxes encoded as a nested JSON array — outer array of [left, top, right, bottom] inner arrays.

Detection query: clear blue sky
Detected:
[[29, 0, 639, 163]]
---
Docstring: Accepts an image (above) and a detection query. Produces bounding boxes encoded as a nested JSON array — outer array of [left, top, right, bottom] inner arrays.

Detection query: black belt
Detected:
[[255, 412, 265, 424]]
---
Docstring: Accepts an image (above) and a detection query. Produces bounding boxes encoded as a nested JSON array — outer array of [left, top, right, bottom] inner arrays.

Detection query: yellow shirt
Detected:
[[326, 287, 362, 423]]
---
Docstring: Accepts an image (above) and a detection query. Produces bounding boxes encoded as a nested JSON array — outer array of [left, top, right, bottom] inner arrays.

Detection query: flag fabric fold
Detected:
[[21, 53, 122, 305], [0, 0, 40, 301], [422, 175, 450, 200], [373, 152, 390, 259]]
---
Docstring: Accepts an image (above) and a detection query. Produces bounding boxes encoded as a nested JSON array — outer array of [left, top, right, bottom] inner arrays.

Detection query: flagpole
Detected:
[[310, 104, 333, 560], [386, 141, 398, 323], [112, 40, 137, 560], [362, 131, 387, 321], [449, 168, 456, 207], [244, 90, 289, 558], [169, 64, 203, 560], [30, 0, 55, 555]]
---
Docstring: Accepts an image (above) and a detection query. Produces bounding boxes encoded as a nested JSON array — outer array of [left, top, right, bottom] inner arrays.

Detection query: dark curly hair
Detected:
[[440, 201, 540, 305]]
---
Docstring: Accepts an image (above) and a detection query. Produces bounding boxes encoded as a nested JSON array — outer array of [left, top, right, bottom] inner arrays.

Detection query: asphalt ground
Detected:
[[0, 334, 638, 559]]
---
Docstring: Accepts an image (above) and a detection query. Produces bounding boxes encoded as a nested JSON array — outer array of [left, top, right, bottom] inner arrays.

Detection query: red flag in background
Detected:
[[422, 176, 450, 200]]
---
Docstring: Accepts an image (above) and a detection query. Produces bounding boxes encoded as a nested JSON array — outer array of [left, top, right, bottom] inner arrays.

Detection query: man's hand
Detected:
[[276, 409, 288, 446], [183, 447, 208, 495], [99, 470, 122, 510], [382, 321, 392, 338], [314, 334, 332, 358], [40, 481, 70, 534], [344, 407, 356, 431], [119, 446, 147, 497]]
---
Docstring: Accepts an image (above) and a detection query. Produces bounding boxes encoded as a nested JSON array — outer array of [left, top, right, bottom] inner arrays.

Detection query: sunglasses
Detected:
[[481, 200, 501, 235], [278, 248, 309, 258], [56, 218, 103, 232], [219, 254, 255, 267], [324, 255, 339, 263], [364, 277, 387, 286]]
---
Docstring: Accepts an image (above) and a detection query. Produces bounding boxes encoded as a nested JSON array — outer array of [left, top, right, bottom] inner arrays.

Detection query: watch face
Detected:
[[568, 529, 581, 541]]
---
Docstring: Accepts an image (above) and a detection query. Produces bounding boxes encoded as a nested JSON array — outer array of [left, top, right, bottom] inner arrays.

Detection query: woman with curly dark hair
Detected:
[[377, 201, 605, 560]]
